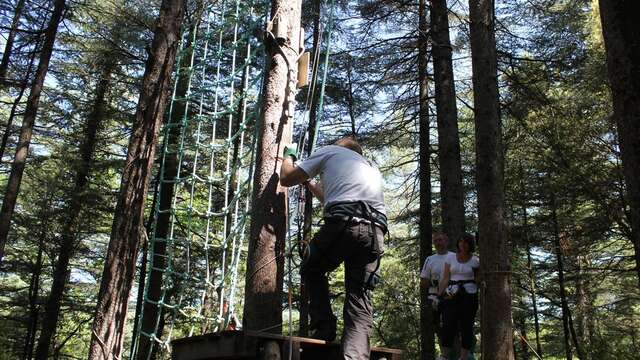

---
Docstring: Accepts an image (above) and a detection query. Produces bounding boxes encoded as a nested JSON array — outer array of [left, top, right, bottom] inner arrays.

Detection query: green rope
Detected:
[[310, 0, 336, 153], [132, 0, 267, 357]]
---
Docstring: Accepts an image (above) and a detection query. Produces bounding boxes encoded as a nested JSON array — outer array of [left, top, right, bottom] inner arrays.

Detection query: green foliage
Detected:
[[0, 0, 638, 359]]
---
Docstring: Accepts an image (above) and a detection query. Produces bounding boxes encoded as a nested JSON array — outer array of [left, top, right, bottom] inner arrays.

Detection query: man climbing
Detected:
[[420, 233, 455, 360], [279, 136, 387, 360]]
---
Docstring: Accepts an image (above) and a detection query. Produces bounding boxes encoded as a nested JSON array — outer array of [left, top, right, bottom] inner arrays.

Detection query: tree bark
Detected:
[[468, 0, 514, 358], [0, 0, 26, 85], [87, 1, 185, 359], [243, 0, 301, 332], [430, 0, 465, 246], [34, 60, 115, 360], [418, 1, 434, 359], [598, 0, 640, 287], [0, 0, 66, 265]]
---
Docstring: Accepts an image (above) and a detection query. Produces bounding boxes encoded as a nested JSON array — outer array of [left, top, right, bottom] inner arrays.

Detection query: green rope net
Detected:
[[132, 0, 337, 357], [131, 0, 267, 357]]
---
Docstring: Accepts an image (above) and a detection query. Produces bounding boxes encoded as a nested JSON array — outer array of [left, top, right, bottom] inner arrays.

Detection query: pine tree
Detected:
[[0, 0, 67, 265], [243, 0, 302, 332], [88, 1, 186, 357], [598, 0, 640, 286], [468, 0, 514, 357]]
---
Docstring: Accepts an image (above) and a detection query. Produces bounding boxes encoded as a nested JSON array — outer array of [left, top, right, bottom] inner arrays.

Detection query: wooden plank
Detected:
[[172, 332, 258, 360], [244, 330, 328, 345], [171, 331, 402, 359], [297, 52, 309, 87]]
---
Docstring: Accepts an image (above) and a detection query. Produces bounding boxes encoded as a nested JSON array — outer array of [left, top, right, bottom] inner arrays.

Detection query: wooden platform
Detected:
[[172, 330, 402, 360]]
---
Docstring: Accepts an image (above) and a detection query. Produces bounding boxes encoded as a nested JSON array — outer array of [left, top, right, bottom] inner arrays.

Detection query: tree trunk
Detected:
[[243, 0, 301, 332], [299, 0, 321, 337], [468, 0, 514, 358], [598, 0, 640, 287], [346, 60, 357, 137], [135, 19, 196, 360], [34, 61, 115, 360], [517, 287, 530, 360], [23, 190, 52, 360], [0, 42, 39, 163], [0, 0, 66, 265], [0, 0, 26, 85], [575, 256, 590, 359], [550, 190, 572, 360], [430, 0, 465, 246], [130, 224, 149, 358], [87, 1, 185, 359], [418, 1, 434, 359], [523, 206, 543, 358]]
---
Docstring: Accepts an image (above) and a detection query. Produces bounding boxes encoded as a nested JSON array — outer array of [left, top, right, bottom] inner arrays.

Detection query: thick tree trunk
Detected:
[[468, 1, 514, 358], [243, 0, 301, 332], [299, 0, 321, 337], [87, 1, 185, 359], [135, 21, 195, 360], [0, 0, 26, 85], [550, 191, 572, 360], [598, 0, 640, 287], [418, 1, 434, 359], [430, 0, 465, 246], [34, 61, 115, 360], [0, 0, 66, 265]]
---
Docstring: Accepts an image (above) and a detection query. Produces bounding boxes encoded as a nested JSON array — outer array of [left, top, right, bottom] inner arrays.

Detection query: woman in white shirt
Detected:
[[437, 233, 480, 360]]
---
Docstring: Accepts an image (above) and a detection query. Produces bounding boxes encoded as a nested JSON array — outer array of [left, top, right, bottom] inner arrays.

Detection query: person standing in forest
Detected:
[[438, 233, 480, 360], [279, 136, 387, 359], [420, 233, 455, 359]]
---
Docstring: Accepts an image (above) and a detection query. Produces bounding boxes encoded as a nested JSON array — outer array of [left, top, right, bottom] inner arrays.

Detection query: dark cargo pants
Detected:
[[301, 218, 384, 360]]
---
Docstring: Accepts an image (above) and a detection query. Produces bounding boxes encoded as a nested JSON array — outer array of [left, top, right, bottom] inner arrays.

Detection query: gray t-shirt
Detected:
[[297, 145, 386, 215]]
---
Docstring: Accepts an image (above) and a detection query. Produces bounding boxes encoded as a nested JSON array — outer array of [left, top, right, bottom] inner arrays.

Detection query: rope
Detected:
[[132, 0, 267, 357], [134, 0, 338, 356], [514, 328, 543, 360], [310, 0, 336, 153]]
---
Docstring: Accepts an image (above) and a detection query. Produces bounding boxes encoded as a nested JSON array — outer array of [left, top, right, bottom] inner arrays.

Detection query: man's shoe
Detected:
[[309, 321, 337, 342]]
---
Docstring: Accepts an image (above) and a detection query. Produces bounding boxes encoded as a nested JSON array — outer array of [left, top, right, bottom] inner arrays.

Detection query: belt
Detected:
[[450, 279, 475, 285], [324, 201, 388, 233]]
